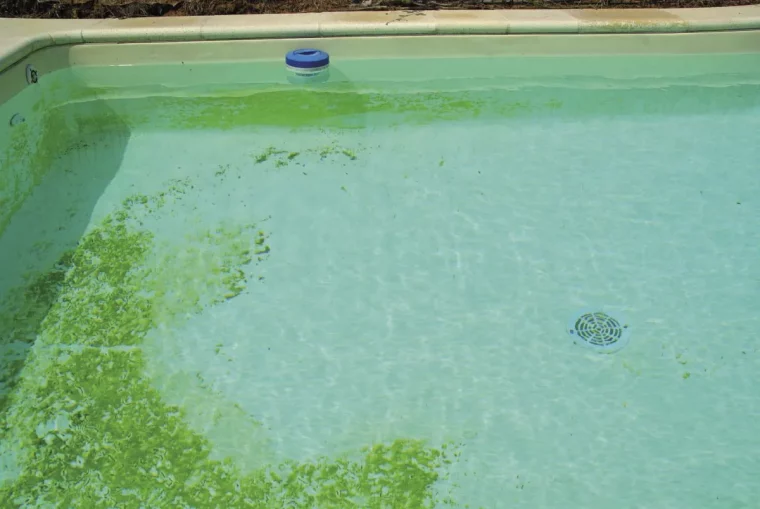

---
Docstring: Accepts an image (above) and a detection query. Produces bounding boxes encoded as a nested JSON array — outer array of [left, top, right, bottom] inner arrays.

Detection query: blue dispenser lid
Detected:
[[285, 49, 330, 69]]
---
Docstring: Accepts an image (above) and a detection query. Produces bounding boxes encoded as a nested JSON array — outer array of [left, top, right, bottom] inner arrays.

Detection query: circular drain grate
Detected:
[[567, 309, 631, 353]]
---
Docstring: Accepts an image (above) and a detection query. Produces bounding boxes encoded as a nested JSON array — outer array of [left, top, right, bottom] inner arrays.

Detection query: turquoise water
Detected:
[[1, 53, 760, 508]]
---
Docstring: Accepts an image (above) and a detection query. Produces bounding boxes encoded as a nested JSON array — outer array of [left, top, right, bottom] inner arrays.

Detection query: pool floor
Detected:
[[1, 86, 760, 507]]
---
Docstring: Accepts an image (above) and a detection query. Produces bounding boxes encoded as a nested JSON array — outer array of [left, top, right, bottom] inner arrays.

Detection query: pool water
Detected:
[[1, 52, 760, 508]]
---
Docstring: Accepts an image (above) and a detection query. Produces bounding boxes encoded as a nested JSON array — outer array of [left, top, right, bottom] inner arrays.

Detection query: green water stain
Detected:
[[682, 372, 691, 380], [0, 185, 457, 506]]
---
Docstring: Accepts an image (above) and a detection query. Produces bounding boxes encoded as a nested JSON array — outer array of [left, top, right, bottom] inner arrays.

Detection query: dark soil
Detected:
[[0, 0, 756, 19]]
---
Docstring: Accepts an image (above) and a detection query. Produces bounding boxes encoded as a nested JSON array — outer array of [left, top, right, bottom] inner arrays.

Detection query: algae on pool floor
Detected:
[[2, 50, 760, 508], [0, 182, 460, 508]]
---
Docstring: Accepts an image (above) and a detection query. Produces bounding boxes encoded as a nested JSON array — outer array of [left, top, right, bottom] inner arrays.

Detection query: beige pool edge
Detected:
[[1, 6, 760, 74]]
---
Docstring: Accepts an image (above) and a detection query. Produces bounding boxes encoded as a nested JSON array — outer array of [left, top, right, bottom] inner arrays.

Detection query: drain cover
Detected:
[[567, 309, 630, 353]]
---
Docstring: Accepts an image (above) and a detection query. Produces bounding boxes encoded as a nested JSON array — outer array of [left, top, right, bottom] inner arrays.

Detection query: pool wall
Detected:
[[2, 6, 760, 75], [1, 6, 760, 241], [0, 55, 129, 241]]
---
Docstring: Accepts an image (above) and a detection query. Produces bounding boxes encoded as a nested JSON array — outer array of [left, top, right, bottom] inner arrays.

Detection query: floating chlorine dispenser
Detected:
[[285, 48, 330, 84]]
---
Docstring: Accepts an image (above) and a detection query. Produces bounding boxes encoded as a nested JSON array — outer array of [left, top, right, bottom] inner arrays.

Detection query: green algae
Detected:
[[252, 144, 362, 169], [83, 89, 503, 131], [254, 147, 288, 164], [3, 349, 455, 508], [0, 184, 458, 507], [215, 164, 229, 178], [30, 186, 263, 349], [274, 439, 456, 509], [321, 145, 361, 161], [341, 149, 358, 161], [141, 364, 273, 474], [0, 89, 128, 239], [150, 224, 268, 310], [0, 116, 64, 237], [0, 252, 74, 415], [65, 82, 760, 136], [3, 348, 213, 507], [38, 216, 154, 348]]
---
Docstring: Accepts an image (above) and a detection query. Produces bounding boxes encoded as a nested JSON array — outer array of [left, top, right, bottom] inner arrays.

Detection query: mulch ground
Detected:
[[1, 0, 756, 20]]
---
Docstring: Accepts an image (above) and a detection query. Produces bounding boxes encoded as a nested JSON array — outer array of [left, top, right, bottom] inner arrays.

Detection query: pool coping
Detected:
[[1, 6, 760, 74]]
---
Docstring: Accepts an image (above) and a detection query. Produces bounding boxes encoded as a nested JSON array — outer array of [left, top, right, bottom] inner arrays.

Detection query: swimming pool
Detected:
[[1, 22, 760, 508]]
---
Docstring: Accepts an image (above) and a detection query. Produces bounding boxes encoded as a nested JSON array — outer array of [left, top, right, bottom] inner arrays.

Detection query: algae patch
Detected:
[[0, 253, 73, 413], [3, 344, 457, 507], [7, 348, 456, 507], [252, 143, 362, 169], [1, 89, 129, 239], [0, 183, 459, 507], [254, 146, 288, 164]]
